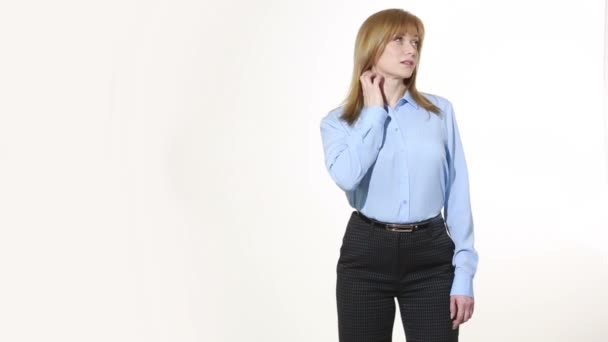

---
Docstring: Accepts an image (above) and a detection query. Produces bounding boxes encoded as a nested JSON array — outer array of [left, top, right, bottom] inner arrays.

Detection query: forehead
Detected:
[[391, 22, 420, 38]]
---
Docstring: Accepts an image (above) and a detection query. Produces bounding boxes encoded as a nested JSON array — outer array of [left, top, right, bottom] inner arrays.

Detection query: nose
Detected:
[[403, 43, 417, 57]]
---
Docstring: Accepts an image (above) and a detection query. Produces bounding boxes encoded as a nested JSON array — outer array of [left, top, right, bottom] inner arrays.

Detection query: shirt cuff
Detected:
[[450, 271, 474, 298]]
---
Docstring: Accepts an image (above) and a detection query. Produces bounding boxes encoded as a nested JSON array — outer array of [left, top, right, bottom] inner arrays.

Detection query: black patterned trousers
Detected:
[[336, 211, 458, 342]]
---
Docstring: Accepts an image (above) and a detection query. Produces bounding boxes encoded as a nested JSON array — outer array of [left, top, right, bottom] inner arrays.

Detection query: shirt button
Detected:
[[394, 127, 398, 131], [402, 200, 407, 204]]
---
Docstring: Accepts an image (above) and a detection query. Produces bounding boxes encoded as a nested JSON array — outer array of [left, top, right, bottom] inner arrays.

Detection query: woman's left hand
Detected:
[[450, 295, 474, 330]]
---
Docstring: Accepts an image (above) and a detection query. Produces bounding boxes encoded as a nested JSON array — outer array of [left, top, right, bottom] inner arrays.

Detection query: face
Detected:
[[373, 32, 419, 80]]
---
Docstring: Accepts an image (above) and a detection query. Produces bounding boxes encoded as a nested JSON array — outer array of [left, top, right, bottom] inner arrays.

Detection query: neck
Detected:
[[381, 77, 408, 109]]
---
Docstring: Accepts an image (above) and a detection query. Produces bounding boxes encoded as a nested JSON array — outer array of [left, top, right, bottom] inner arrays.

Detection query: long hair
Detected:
[[340, 9, 440, 126]]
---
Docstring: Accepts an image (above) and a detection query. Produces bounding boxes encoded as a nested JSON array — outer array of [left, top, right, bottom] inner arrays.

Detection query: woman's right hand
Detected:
[[360, 70, 385, 108]]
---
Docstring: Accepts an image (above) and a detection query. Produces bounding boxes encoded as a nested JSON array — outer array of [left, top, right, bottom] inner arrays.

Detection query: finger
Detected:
[[455, 301, 465, 326], [359, 73, 371, 86], [463, 307, 472, 323], [370, 76, 381, 94], [452, 318, 462, 330], [462, 302, 472, 322], [452, 318, 461, 330], [373, 74, 382, 88], [360, 71, 373, 83], [450, 297, 456, 320], [365, 72, 377, 86], [359, 78, 372, 94]]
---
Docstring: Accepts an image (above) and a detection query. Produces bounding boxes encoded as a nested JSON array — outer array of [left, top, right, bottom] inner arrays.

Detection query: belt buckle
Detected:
[[386, 224, 416, 232]]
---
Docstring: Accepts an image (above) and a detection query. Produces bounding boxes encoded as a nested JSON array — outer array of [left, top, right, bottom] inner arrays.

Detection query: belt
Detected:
[[355, 211, 441, 232]]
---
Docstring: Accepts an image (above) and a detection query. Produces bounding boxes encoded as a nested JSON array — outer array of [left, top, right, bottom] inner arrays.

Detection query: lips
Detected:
[[401, 60, 414, 66]]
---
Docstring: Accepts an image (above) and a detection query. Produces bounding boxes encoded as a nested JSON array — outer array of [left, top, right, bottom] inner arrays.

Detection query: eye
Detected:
[[411, 40, 419, 47]]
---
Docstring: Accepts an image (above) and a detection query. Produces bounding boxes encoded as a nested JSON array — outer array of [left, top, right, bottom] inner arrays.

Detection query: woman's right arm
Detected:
[[320, 105, 388, 191]]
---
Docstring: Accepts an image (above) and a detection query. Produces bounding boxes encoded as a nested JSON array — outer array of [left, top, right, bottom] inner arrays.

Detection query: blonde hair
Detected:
[[339, 9, 440, 126]]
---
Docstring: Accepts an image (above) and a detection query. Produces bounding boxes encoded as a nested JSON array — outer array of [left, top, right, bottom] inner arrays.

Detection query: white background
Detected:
[[0, 0, 607, 341]]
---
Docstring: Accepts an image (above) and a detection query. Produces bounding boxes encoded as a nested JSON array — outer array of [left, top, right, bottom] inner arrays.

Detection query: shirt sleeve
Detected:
[[320, 105, 388, 191], [443, 100, 479, 298]]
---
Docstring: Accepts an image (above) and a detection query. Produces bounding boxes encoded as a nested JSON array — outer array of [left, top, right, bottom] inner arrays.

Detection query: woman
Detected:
[[320, 9, 479, 342]]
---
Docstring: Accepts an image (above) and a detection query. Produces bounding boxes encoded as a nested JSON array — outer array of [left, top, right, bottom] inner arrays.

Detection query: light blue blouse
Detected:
[[320, 89, 478, 297]]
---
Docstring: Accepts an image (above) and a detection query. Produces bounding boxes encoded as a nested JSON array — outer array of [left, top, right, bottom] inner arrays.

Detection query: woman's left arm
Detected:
[[443, 100, 479, 299]]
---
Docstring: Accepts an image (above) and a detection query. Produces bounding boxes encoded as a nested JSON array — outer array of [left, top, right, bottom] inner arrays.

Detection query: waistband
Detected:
[[354, 211, 443, 232]]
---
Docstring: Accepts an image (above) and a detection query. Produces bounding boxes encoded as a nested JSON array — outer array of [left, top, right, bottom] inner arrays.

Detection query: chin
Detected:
[[399, 72, 413, 80], [387, 70, 413, 80]]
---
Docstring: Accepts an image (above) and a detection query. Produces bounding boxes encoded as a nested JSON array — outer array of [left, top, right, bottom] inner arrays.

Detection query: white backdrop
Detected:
[[0, 0, 607, 341]]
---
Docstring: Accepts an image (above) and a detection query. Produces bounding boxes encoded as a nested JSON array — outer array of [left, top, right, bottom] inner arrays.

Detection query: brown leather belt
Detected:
[[355, 211, 441, 232]]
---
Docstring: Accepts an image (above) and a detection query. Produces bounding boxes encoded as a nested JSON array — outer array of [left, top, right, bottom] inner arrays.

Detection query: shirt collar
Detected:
[[397, 89, 419, 110]]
